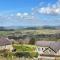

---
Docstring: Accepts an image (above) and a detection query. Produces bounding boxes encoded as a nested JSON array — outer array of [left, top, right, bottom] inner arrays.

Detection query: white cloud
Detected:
[[33, 0, 60, 15], [16, 12, 24, 18], [16, 12, 34, 20], [16, 13, 21, 16], [38, 7, 60, 14], [23, 12, 28, 16], [16, 12, 29, 18], [0, 12, 36, 22]]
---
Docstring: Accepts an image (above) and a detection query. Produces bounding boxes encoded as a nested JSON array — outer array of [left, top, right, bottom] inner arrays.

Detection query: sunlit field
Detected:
[[0, 29, 60, 36]]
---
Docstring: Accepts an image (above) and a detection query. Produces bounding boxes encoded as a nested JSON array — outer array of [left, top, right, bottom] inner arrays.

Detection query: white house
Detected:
[[35, 41, 60, 60], [0, 37, 13, 51]]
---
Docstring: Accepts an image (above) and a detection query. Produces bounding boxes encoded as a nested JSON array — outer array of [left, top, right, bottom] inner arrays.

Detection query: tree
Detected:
[[29, 37, 36, 45]]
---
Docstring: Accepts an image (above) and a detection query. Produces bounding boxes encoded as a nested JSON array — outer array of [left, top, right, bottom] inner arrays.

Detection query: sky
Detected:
[[0, 0, 60, 26]]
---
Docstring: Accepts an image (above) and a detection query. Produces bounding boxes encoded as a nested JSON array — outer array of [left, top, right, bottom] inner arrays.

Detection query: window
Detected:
[[38, 48, 40, 51], [42, 48, 43, 50]]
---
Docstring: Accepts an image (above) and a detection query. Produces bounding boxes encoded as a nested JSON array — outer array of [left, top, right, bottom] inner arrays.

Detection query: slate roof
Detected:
[[35, 41, 60, 52], [0, 37, 11, 46]]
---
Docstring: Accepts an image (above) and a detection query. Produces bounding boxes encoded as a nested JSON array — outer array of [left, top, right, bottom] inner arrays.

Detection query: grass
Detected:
[[0, 31, 14, 36], [0, 29, 60, 36], [13, 44, 37, 52]]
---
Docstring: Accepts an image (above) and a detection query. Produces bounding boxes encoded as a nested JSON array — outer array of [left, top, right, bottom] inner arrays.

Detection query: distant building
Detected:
[[0, 37, 13, 51]]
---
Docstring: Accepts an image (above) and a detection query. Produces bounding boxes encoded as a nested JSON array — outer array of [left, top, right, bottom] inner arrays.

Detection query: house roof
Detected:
[[0, 37, 11, 46], [35, 41, 60, 52], [43, 47, 56, 53]]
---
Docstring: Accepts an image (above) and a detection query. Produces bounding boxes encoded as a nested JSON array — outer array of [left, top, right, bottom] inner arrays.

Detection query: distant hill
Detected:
[[0, 26, 60, 31], [0, 26, 25, 31], [24, 26, 58, 30], [0, 27, 14, 31], [42, 26, 56, 29]]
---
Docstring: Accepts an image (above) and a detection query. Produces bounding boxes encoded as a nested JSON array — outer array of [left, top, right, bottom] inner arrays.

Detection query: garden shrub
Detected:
[[14, 51, 38, 58]]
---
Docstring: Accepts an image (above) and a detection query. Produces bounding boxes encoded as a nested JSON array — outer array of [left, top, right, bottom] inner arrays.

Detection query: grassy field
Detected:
[[21, 29, 60, 34], [13, 44, 37, 52], [0, 29, 60, 36]]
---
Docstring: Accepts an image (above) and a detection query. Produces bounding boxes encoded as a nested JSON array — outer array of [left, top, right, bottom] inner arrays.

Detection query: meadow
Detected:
[[0, 29, 60, 36]]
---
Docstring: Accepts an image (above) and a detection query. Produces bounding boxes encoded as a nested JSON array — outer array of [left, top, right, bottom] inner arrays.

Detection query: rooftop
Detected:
[[0, 37, 11, 46], [35, 41, 60, 52]]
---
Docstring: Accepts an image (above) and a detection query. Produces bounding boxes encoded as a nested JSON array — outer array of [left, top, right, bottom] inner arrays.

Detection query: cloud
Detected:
[[16, 12, 29, 18], [15, 12, 34, 20], [16, 13, 21, 16], [0, 12, 39, 24], [38, 7, 60, 15], [32, 0, 60, 15], [23, 13, 28, 16]]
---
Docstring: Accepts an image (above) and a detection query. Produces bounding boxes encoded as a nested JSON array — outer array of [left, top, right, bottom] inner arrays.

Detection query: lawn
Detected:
[[13, 44, 37, 52]]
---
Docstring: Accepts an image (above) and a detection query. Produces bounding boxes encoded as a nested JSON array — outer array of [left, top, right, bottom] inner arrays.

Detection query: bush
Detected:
[[0, 49, 8, 57], [0, 49, 13, 58], [29, 52, 38, 58], [14, 51, 38, 58], [14, 52, 30, 58], [13, 45, 35, 51]]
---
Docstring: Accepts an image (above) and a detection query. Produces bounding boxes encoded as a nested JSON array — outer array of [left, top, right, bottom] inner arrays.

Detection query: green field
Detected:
[[13, 44, 37, 52], [0, 29, 60, 36]]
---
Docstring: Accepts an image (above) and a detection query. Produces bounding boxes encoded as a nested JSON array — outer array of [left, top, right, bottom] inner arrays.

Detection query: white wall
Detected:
[[36, 47, 48, 54], [56, 50, 60, 55], [0, 45, 13, 51]]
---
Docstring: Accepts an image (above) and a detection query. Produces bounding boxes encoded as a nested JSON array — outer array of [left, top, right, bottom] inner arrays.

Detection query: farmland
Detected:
[[0, 29, 60, 36], [0, 29, 60, 41]]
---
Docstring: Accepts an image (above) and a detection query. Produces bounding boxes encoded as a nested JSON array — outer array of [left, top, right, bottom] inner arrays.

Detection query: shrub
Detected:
[[14, 51, 38, 58], [29, 52, 38, 58]]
